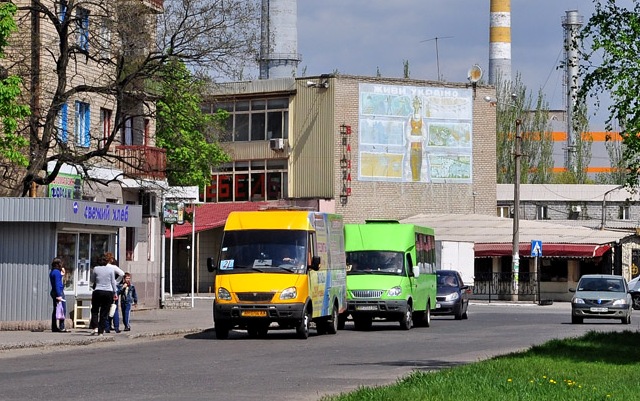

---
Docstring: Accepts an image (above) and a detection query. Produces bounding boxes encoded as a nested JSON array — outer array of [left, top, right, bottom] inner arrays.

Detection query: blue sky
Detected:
[[297, 1, 610, 129]]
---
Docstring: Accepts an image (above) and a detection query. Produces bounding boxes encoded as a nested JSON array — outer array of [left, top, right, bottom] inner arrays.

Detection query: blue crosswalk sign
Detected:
[[531, 240, 542, 257]]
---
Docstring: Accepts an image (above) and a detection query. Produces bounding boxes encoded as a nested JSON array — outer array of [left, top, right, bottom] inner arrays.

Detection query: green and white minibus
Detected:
[[342, 220, 437, 330]]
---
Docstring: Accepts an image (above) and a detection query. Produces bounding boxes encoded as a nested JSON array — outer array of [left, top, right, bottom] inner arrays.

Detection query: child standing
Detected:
[[120, 272, 138, 331]]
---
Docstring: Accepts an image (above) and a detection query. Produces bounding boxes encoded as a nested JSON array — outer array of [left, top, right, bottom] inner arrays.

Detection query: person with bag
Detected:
[[89, 254, 119, 336], [105, 254, 123, 333], [49, 258, 67, 333]]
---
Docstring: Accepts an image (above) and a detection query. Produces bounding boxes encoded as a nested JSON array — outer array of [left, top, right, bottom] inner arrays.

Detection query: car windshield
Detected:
[[217, 230, 308, 274], [577, 277, 625, 292], [346, 251, 405, 276], [436, 272, 459, 287]]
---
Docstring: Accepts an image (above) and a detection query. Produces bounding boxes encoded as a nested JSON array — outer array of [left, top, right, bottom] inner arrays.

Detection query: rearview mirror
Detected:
[[309, 256, 321, 271], [206, 257, 216, 273]]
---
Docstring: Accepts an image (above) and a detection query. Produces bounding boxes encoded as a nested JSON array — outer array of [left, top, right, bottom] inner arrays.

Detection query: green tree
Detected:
[[0, 3, 30, 168], [156, 60, 229, 189], [495, 74, 554, 184], [579, 0, 640, 188]]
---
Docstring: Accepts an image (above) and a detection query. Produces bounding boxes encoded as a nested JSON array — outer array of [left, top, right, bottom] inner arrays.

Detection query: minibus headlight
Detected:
[[280, 287, 297, 300], [217, 287, 232, 301], [387, 286, 402, 297]]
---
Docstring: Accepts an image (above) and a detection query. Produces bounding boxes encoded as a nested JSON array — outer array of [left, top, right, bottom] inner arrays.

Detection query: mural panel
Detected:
[[359, 83, 473, 183]]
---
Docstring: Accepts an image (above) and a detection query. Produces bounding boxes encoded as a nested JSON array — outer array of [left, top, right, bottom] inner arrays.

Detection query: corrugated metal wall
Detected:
[[0, 223, 56, 321], [290, 79, 336, 198]]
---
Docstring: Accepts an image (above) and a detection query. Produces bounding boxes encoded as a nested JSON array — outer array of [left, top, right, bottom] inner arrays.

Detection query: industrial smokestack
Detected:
[[489, 0, 512, 85], [258, 0, 301, 80], [562, 10, 583, 173]]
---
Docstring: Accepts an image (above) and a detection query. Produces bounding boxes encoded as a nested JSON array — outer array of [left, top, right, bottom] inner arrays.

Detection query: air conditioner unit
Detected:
[[141, 192, 158, 217], [571, 205, 581, 213], [269, 138, 285, 151]]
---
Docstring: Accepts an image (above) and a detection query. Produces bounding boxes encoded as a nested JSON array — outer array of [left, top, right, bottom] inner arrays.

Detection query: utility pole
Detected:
[[512, 118, 522, 301]]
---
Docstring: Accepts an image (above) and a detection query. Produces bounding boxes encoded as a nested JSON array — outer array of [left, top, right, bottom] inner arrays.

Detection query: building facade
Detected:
[[0, 1, 166, 327]]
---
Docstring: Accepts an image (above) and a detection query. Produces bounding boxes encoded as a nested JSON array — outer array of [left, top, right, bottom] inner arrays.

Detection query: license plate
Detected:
[[436, 303, 442, 309], [241, 310, 267, 317], [356, 305, 378, 311], [590, 307, 608, 313]]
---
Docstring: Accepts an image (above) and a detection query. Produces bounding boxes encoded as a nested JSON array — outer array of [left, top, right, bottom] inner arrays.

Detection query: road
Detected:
[[1, 303, 636, 401]]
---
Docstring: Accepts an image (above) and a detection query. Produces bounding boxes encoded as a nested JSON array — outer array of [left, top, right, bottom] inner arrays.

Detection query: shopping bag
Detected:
[[56, 301, 65, 320], [109, 302, 117, 318]]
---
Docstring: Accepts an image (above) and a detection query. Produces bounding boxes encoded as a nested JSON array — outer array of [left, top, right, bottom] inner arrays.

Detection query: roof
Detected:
[[400, 213, 629, 245], [166, 202, 270, 238]]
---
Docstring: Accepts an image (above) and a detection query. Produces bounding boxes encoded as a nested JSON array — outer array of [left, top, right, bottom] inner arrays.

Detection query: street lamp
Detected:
[[486, 94, 522, 301]]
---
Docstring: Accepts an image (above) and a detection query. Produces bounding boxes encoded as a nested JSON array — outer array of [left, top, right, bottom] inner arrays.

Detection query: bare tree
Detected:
[[0, 0, 259, 196]]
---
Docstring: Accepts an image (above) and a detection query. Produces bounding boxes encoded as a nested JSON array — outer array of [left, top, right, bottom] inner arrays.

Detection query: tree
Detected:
[[579, 0, 640, 188], [495, 74, 554, 184], [156, 59, 229, 189], [0, 0, 259, 196], [0, 3, 30, 169]]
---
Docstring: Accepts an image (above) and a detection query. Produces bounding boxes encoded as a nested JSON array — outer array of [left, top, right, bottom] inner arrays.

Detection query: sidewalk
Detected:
[[0, 297, 215, 352]]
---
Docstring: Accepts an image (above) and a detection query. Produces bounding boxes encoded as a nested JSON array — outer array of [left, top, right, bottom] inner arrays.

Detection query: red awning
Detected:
[[474, 243, 612, 258], [165, 202, 270, 238]]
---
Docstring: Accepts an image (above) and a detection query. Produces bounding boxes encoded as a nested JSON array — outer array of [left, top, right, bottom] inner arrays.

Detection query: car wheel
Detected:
[[622, 313, 631, 325], [462, 302, 469, 320], [215, 321, 230, 339], [571, 315, 583, 324], [633, 296, 640, 310], [399, 303, 413, 330], [296, 308, 311, 339], [454, 302, 464, 320]]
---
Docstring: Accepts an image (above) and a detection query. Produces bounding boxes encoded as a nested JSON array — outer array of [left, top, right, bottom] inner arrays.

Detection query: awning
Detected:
[[475, 243, 612, 258]]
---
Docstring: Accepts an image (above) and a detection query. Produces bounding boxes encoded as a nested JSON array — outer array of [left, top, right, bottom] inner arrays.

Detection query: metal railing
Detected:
[[473, 272, 539, 299]]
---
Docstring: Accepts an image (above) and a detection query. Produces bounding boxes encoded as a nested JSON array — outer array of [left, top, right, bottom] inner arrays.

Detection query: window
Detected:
[[56, 103, 68, 143], [126, 227, 135, 261], [100, 108, 112, 149], [74, 101, 90, 148], [98, 19, 111, 59], [497, 206, 510, 218], [536, 205, 548, 220], [76, 7, 90, 52], [211, 97, 289, 142], [58, 1, 68, 22], [122, 115, 133, 145], [619, 205, 631, 220], [205, 159, 288, 202]]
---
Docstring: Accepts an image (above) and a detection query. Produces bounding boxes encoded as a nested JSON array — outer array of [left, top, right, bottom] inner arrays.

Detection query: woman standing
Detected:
[[89, 255, 118, 336], [49, 258, 67, 332]]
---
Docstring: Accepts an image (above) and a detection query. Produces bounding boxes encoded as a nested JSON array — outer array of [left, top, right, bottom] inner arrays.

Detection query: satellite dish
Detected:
[[467, 64, 483, 83]]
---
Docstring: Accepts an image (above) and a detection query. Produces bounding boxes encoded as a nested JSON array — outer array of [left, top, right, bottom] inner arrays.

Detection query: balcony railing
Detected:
[[115, 145, 167, 180]]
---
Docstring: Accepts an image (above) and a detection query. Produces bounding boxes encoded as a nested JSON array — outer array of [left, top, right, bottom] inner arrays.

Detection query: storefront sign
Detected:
[[340, 124, 352, 205], [48, 173, 82, 199]]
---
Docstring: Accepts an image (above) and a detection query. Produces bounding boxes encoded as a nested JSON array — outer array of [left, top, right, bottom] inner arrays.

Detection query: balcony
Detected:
[[115, 145, 167, 180]]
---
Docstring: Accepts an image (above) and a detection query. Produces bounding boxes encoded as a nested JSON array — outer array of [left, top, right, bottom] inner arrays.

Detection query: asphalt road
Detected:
[[1, 303, 636, 401]]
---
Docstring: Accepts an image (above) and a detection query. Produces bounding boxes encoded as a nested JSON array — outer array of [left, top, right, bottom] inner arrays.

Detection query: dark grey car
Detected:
[[434, 270, 469, 320], [570, 274, 632, 324]]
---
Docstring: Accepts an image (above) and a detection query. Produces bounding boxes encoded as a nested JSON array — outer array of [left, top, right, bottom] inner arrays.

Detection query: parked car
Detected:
[[628, 276, 640, 310], [434, 270, 469, 320], [570, 274, 632, 324]]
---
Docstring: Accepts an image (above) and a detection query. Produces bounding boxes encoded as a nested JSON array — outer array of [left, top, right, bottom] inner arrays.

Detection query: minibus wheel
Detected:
[[296, 309, 310, 339]]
